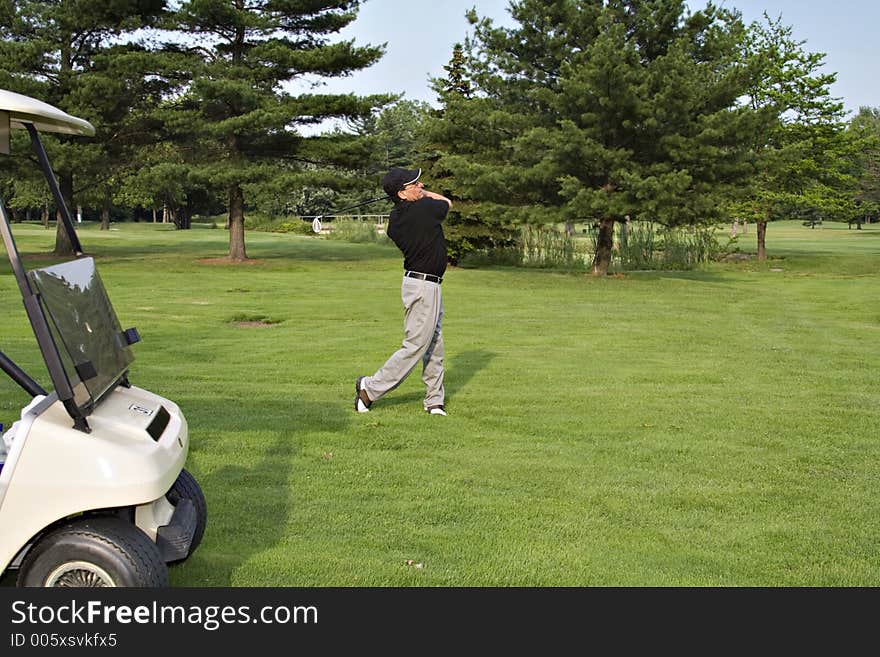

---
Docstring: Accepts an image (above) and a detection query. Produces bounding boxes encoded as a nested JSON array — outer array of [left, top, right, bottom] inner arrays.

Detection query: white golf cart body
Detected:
[[0, 89, 203, 586]]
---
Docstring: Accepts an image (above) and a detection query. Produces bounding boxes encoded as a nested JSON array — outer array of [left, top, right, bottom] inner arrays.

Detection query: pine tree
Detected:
[[0, 0, 168, 254], [428, 0, 758, 275], [439, 43, 472, 99], [168, 0, 392, 261]]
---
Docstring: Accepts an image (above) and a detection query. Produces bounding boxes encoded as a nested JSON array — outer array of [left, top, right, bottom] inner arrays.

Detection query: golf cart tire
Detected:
[[17, 517, 168, 587], [166, 468, 207, 561]]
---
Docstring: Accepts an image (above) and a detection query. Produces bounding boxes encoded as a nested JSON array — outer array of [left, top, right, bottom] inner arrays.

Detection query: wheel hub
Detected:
[[44, 561, 116, 587]]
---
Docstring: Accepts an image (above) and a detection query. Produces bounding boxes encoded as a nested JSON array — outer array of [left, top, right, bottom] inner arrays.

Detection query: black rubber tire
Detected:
[[166, 468, 207, 560], [17, 517, 168, 587]]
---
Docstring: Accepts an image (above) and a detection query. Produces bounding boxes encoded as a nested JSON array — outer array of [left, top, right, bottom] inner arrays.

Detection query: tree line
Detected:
[[1, 0, 878, 272]]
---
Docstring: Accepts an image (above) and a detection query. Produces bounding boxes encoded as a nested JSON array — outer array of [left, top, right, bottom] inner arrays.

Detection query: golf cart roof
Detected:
[[0, 88, 94, 137]]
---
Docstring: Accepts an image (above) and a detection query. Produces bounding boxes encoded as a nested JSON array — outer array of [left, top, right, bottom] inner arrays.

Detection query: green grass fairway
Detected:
[[1, 219, 878, 586]]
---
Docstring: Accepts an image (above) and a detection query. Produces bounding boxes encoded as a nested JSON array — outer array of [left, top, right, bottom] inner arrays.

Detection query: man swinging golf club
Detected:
[[355, 167, 452, 416]]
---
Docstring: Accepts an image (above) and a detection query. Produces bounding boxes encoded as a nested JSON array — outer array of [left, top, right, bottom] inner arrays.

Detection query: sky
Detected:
[[302, 0, 878, 121]]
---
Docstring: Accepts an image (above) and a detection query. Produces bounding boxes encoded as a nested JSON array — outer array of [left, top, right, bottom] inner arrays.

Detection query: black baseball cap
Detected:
[[382, 167, 421, 199]]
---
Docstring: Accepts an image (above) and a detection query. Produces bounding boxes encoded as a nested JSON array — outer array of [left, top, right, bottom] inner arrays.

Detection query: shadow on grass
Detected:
[[446, 349, 496, 399], [166, 396, 346, 586], [1, 396, 342, 588], [365, 348, 496, 412]]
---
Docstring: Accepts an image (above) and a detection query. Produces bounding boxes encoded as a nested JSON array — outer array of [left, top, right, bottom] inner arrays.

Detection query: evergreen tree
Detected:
[[424, 39, 518, 265], [311, 99, 434, 218], [168, 0, 392, 261], [0, 0, 169, 253], [439, 43, 472, 99], [78, 43, 193, 230], [428, 0, 758, 275]]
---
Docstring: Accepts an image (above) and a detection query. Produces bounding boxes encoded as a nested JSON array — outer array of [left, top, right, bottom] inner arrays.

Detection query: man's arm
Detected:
[[422, 189, 452, 208]]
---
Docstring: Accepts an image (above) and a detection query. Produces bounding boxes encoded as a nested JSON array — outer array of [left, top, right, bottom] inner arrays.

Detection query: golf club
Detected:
[[310, 195, 388, 233]]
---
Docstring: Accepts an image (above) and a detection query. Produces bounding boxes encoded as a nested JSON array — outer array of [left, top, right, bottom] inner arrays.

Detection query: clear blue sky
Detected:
[[306, 0, 877, 119]]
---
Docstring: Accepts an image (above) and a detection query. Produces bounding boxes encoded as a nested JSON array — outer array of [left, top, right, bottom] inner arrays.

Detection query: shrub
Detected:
[[275, 220, 316, 235], [518, 224, 588, 270], [326, 218, 389, 244], [458, 246, 522, 268], [617, 221, 655, 270], [656, 226, 721, 269], [444, 213, 519, 265], [458, 224, 591, 271], [242, 213, 317, 235], [620, 224, 721, 271]]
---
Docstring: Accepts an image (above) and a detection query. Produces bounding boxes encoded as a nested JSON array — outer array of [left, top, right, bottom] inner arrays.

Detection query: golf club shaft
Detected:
[[317, 196, 387, 219]]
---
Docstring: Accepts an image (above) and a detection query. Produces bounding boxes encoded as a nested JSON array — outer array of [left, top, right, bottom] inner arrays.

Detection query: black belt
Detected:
[[405, 270, 442, 284]]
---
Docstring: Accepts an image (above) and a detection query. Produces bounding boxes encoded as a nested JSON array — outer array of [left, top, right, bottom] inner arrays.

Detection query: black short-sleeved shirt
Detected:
[[386, 197, 450, 277]]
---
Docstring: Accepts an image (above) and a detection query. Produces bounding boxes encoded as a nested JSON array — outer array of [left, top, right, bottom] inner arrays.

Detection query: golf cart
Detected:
[[0, 89, 206, 587]]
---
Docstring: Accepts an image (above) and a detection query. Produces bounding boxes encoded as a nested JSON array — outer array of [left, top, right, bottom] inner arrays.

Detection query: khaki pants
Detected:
[[362, 276, 444, 409]]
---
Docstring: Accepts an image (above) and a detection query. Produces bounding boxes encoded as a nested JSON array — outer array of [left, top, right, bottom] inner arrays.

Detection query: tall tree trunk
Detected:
[[175, 207, 191, 230], [591, 217, 615, 276], [101, 199, 110, 230], [47, 165, 83, 257], [42, 205, 49, 228], [54, 209, 75, 256], [756, 220, 767, 261], [53, 171, 77, 256], [228, 184, 247, 261]]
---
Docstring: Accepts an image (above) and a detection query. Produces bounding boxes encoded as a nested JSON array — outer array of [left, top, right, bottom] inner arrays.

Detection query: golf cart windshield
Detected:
[[28, 258, 134, 413]]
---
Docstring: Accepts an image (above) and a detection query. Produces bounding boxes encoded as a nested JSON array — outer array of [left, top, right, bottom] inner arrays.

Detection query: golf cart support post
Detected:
[[0, 90, 104, 432]]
